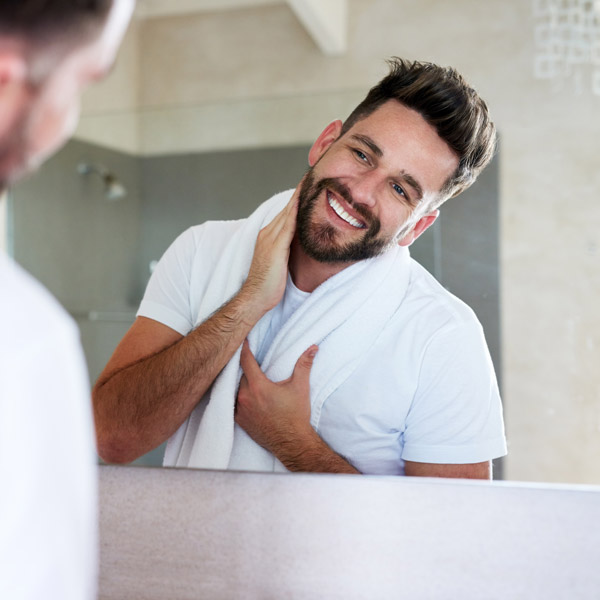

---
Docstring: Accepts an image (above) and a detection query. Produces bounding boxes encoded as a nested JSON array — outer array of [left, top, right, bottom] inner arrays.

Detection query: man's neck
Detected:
[[288, 235, 356, 293]]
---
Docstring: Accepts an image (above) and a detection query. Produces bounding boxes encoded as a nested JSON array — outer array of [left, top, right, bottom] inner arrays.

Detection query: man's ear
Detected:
[[308, 120, 343, 166], [398, 210, 439, 247]]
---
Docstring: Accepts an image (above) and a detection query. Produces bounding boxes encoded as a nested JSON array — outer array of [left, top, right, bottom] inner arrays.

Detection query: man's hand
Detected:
[[235, 340, 360, 474], [236, 339, 317, 454], [240, 187, 300, 316]]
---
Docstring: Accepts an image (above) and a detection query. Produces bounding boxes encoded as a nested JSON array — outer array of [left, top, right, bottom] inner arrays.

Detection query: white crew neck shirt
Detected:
[[256, 273, 310, 365]]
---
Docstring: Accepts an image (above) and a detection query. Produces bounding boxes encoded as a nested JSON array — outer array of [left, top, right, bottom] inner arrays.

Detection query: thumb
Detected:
[[240, 339, 263, 380], [291, 345, 319, 386]]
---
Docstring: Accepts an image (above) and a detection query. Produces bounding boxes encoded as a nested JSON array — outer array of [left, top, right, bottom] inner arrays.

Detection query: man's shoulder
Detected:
[[170, 218, 249, 274], [188, 217, 247, 242], [0, 254, 75, 346], [403, 258, 481, 331], [185, 189, 295, 247]]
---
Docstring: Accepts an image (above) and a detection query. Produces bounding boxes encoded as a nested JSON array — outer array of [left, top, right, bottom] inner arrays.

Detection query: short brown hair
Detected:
[[0, 0, 113, 46], [342, 58, 497, 205]]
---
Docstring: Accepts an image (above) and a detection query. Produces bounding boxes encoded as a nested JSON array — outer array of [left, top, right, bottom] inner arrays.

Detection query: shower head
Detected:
[[77, 162, 127, 200]]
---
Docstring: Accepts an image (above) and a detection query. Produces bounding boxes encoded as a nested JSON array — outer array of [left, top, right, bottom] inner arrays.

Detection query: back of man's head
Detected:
[[342, 58, 496, 206], [0, 0, 113, 44], [0, 0, 130, 190], [0, 0, 116, 89]]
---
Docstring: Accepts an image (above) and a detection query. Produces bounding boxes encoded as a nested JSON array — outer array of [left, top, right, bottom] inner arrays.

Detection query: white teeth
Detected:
[[327, 194, 365, 228]]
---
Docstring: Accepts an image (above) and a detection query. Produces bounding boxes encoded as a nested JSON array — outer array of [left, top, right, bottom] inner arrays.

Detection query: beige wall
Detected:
[[78, 0, 600, 484], [77, 18, 141, 153]]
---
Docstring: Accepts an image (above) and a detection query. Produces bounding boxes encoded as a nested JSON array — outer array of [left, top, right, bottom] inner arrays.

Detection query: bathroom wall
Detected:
[[75, 0, 600, 484]]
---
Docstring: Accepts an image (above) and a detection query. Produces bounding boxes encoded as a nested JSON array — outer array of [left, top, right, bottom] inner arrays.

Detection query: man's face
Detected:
[[0, 0, 134, 187], [296, 100, 459, 264]]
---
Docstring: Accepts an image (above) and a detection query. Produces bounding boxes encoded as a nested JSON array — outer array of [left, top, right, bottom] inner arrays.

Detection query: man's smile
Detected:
[[326, 190, 366, 229]]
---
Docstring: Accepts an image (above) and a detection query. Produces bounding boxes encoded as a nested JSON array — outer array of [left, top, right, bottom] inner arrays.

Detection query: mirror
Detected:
[[6, 0, 600, 484]]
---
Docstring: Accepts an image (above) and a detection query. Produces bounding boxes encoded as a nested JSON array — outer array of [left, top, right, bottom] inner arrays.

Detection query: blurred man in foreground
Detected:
[[0, 1, 134, 598]]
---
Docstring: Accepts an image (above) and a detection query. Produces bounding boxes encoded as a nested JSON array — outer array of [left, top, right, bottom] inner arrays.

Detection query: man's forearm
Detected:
[[93, 287, 264, 463], [269, 429, 361, 475]]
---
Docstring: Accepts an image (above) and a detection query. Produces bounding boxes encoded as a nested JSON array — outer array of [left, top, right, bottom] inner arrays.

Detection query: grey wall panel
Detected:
[[11, 139, 143, 313]]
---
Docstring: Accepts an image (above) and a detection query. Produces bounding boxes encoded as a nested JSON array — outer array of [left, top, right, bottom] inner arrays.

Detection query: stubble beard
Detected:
[[296, 167, 396, 263]]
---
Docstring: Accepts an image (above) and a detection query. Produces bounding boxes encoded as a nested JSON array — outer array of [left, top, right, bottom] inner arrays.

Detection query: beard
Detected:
[[296, 167, 397, 263]]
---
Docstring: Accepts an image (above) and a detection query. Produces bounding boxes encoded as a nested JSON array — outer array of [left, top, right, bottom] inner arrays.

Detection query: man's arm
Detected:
[[404, 460, 491, 479], [93, 191, 299, 464]]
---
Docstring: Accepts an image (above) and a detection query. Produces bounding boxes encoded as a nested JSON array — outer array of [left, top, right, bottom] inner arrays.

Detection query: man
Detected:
[[94, 58, 506, 478], [0, 1, 134, 599]]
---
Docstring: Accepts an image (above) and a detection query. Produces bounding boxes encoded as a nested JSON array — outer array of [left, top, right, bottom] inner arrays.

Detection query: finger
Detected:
[[288, 184, 301, 211], [257, 191, 295, 236], [285, 185, 301, 220], [291, 345, 319, 387], [275, 189, 300, 243], [268, 190, 299, 239], [238, 374, 248, 391], [239, 339, 263, 380], [235, 374, 247, 416], [270, 186, 300, 228]]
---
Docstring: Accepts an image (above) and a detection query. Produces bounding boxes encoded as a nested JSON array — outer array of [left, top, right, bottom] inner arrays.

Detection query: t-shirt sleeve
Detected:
[[137, 227, 198, 336], [401, 317, 507, 464]]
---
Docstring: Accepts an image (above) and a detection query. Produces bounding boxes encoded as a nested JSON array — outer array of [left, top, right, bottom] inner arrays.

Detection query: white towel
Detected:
[[163, 189, 412, 471]]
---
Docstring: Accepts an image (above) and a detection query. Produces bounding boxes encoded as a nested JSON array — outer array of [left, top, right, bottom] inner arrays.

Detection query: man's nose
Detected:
[[349, 172, 380, 209]]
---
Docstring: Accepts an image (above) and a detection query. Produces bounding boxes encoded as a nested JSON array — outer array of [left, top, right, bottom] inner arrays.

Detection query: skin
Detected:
[[93, 100, 491, 480]]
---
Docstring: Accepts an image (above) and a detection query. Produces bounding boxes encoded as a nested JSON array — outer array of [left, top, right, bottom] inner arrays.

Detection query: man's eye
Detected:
[[354, 149, 368, 162], [392, 182, 406, 197]]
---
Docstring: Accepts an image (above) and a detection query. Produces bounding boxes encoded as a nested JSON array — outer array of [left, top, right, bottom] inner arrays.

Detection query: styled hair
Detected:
[[341, 57, 497, 204], [0, 0, 113, 46]]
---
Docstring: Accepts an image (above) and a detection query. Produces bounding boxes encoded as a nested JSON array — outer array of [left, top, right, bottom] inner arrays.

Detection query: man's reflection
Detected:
[[93, 58, 506, 479]]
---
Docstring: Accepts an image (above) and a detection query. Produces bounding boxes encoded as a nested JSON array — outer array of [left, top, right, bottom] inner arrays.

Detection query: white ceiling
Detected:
[[134, 0, 348, 56]]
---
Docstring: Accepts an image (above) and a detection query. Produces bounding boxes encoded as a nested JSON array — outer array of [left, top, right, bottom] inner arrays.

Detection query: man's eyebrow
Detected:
[[350, 134, 383, 158], [400, 171, 423, 202]]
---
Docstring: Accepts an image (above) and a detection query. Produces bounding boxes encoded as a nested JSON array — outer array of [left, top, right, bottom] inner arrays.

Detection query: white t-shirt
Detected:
[[0, 254, 97, 600], [138, 218, 507, 475], [256, 273, 309, 364]]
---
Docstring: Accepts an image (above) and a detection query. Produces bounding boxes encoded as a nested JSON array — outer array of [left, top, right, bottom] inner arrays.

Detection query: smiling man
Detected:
[[93, 58, 506, 478]]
